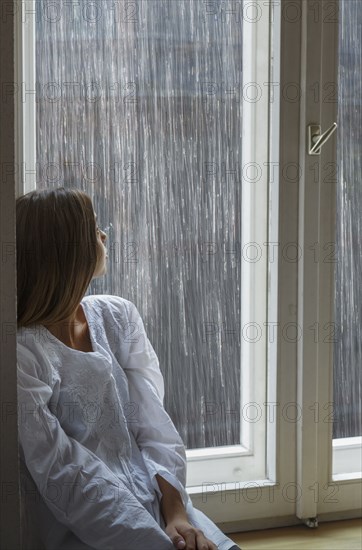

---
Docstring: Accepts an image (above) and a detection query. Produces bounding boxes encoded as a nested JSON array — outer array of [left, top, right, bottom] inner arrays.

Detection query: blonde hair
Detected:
[[16, 187, 98, 327]]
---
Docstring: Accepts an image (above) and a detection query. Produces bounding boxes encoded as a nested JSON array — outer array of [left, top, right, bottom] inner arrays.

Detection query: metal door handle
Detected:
[[308, 123, 338, 155]]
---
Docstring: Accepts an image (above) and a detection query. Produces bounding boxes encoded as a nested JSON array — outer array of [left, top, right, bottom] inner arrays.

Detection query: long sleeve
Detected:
[[17, 349, 174, 550], [120, 301, 190, 510]]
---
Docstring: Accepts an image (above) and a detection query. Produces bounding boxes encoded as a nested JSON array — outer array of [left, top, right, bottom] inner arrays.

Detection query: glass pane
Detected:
[[35, 0, 242, 449], [333, 0, 362, 439]]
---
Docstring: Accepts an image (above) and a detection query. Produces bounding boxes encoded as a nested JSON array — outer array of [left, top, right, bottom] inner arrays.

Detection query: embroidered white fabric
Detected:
[[17, 294, 237, 550]]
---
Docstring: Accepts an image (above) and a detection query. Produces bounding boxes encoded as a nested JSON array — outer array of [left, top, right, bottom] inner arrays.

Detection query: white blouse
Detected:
[[17, 294, 237, 550]]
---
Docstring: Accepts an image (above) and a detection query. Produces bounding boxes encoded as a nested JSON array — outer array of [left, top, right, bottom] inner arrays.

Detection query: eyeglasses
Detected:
[[96, 224, 112, 235]]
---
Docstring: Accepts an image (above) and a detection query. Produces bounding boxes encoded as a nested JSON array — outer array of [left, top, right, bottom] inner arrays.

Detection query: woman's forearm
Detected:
[[155, 474, 188, 525]]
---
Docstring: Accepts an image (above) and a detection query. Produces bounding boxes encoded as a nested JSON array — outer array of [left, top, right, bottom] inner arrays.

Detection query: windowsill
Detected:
[[186, 445, 251, 460], [186, 477, 277, 496]]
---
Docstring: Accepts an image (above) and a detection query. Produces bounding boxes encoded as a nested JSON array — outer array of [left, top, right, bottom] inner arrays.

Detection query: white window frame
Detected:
[[296, 0, 361, 522], [188, 0, 272, 490]]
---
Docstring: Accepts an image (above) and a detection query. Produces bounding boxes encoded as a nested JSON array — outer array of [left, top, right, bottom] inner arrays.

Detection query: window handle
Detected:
[[308, 122, 338, 155]]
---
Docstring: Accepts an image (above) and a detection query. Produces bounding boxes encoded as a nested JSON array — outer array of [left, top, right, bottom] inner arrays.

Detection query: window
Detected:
[[16, 0, 361, 531], [332, 0, 362, 477], [27, 0, 274, 495]]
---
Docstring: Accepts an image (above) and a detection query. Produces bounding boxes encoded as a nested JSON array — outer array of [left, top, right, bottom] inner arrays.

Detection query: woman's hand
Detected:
[[165, 517, 218, 550], [155, 474, 218, 549]]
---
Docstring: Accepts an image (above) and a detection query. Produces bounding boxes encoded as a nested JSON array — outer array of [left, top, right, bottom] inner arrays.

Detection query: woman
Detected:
[[16, 187, 241, 550]]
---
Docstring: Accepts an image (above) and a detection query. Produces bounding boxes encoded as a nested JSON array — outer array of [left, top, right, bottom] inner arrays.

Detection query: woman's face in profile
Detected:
[[93, 212, 108, 279]]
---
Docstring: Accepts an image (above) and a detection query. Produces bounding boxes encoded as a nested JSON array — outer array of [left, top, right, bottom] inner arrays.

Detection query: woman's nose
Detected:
[[100, 230, 107, 241]]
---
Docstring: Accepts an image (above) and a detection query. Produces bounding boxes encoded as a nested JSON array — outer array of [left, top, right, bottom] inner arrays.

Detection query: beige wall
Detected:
[[0, 1, 21, 547]]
